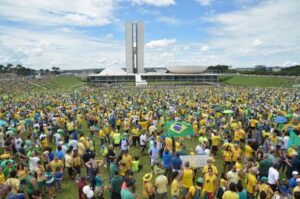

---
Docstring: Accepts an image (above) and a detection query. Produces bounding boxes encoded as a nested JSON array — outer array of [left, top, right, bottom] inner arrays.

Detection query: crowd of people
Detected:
[[0, 86, 299, 199]]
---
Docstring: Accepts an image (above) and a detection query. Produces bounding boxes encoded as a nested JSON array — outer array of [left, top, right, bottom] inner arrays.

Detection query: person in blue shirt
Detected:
[[148, 142, 160, 168], [288, 171, 298, 193], [54, 166, 63, 192], [94, 170, 104, 199], [171, 152, 183, 172], [162, 149, 173, 184], [55, 145, 65, 161]]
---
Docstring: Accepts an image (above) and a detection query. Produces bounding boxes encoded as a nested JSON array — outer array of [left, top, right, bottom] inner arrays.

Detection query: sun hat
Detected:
[[143, 173, 153, 182], [260, 176, 268, 183]]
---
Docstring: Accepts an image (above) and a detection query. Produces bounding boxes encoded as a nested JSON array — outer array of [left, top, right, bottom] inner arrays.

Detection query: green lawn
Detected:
[[56, 126, 216, 199], [220, 75, 294, 87], [49, 76, 87, 90]]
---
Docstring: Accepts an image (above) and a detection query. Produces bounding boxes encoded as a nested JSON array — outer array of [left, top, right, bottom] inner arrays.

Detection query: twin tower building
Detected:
[[125, 22, 144, 74]]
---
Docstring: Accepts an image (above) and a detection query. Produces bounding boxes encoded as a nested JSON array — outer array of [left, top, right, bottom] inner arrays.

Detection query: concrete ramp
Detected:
[[135, 74, 147, 87]]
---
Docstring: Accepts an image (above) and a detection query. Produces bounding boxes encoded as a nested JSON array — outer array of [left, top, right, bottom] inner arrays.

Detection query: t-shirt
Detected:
[[132, 160, 139, 172], [182, 169, 194, 188], [113, 133, 121, 144], [238, 189, 247, 199], [95, 175, 103, 187], [171, 179, 179, 196], [155, 175, 168, 194], [121, 188, 134, 199], [204, 174, 216, 193], [222, 190, 239, 199], [211, 135, 221, 146], [110, 176, 123, 193], [29, 157, 40, 171], [65, 154, 73, 168], [5, 178, 20, 194], [246, 173, 257, 194], [122, 154, 132, 170], [162, 151, 172, 169], [171, 157, 182, 170], [268, 167, 279, 185]]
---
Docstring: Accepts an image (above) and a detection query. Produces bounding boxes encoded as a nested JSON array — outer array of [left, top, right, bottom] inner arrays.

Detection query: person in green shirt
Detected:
[[132, 156, 142, 172], [109, 170, 123, 199], [113, 131, 121, 149], [121, 180, 135, 199]]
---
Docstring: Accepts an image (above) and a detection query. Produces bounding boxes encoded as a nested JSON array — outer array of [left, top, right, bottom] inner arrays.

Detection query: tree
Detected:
[[51, 67, 61, 74]]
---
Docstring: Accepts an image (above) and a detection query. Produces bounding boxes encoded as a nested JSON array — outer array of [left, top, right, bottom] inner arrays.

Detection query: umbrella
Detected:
[[274, 116, 287, 124], [0, 120, 7, 126], [223, 110, 233, 114]]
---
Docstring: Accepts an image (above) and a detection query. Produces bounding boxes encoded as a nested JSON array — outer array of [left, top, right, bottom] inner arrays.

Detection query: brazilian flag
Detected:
[[288, 131, 300, 147], [164, 121, 194, 137]]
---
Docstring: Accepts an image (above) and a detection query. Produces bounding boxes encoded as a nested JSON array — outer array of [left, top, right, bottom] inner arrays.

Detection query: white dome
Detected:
[[166, 66, 207, 74]]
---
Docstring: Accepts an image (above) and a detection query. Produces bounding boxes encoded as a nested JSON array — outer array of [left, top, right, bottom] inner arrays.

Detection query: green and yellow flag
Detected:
[[164, 121, 194, 137], [288, 131, 300, 148]]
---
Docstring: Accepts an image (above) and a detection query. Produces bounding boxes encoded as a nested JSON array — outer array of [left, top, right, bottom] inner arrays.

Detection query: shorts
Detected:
[[94, 186, 103, 195], [46, 181, 55, 187], [114, 143, 120, 147], [225, 161, 232, 166]]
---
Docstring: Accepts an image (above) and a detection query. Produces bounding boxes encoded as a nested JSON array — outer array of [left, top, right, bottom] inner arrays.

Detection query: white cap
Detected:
[[293, 171, 299, 175]]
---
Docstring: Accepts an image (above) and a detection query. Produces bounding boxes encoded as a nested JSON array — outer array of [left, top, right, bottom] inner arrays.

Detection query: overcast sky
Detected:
[[0, 0, 299, 69]]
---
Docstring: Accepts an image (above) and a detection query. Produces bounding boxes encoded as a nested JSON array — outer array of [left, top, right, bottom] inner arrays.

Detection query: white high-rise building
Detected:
[[125, 22, 144, 74]]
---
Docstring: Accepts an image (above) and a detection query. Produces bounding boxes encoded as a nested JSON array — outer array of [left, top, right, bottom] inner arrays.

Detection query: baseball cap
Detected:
[[293, 171, 299, 175]]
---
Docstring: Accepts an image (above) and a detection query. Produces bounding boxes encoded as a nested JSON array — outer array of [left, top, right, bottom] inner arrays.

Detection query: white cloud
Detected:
[[201, 45, 210, 51], [130, 0, 175, 7], [157, 16, 180, 25], [0, 0, 116, 26], [146, 39, 176, 48], [104, 33, 114, 40], [195, 0, 213, 6], [0, 26, 124, 69], [252, 39, 262, 47], [282, 60, 298, 67], [204, 0, 300, 67]]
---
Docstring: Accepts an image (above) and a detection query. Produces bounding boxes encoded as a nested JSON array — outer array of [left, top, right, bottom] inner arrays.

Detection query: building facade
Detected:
[[125, 22, 144, 74]]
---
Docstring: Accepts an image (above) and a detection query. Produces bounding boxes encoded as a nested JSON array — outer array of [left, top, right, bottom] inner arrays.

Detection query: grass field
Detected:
[[15, 75, 296, 198], [219, 75, 294, 87]]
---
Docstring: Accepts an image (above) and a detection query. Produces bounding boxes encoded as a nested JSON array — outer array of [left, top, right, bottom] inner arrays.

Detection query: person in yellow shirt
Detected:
[[222, 183, 239, 199], [185, 177, 204, 199], [245, 144, 254, 160], [202, 159, 218, 176], [131, 126, 140, 147], [50, 156, 64, 172], [258, 177, 273, 199], [165, 137, 173, 151], [122, 150, 132, 170], [246, 168, 258, 198], [0, 167, 5, 185], [171, 171, 180, 198], [231, 143, 242, 163], [223, 146, 232, 171], [203, 167, 217, 199], [211, 131, 221, 156], [98, 128, 105, 146], [180, 162, 195, 197], [175, 140, 181, 152]]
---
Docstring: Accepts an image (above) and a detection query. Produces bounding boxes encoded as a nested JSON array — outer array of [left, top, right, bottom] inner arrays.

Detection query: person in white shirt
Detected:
[[226, 165, 239, 185], [268, 164, 279, 192], [29, 151, 40, 172], [140, 131, 147, 154]]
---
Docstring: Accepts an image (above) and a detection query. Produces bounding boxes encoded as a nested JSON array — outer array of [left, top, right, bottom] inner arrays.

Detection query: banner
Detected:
[[180, 155, 209, 168]]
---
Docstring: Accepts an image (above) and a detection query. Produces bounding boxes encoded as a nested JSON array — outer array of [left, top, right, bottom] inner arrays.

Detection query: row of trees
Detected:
[[207, 65, 300, 76], [0, 64, 60, 76]]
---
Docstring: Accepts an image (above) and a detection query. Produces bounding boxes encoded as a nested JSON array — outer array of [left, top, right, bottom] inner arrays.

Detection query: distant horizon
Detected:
[[0, 0, 299, 70]]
